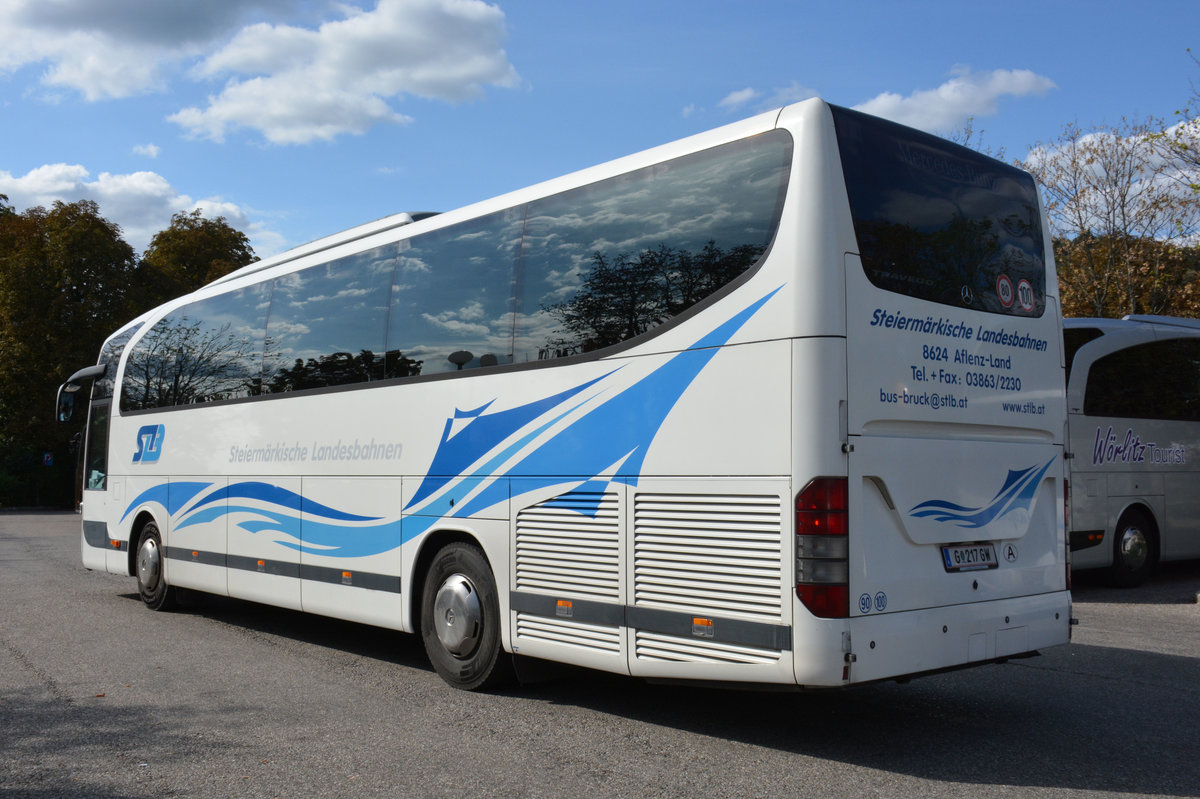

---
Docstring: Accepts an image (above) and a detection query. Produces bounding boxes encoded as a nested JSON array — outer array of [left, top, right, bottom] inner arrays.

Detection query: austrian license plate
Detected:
[[941, 543, 998, 572]]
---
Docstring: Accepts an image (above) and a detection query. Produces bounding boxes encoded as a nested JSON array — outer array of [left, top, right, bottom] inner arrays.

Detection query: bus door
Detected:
[[81, 398, 135, 573]]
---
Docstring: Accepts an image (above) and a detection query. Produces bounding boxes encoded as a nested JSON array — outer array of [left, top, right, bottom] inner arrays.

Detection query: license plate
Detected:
[[941, 543, 998, 572]]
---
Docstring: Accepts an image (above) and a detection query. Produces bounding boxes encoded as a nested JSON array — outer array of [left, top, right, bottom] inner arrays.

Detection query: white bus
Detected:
[[1064, 315, 1200, 586], [58, 99, 1071, 690]]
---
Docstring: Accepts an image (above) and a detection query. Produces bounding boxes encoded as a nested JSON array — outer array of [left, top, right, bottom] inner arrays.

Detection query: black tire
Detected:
[[1108, 509, 1157, 588], [136, 520, 177, 611], [419, 542, 512, 690]]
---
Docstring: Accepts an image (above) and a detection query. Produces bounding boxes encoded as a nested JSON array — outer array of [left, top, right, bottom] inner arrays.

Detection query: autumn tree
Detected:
[[137, 209, 256, 311], [1022, 117, 1200, 317]]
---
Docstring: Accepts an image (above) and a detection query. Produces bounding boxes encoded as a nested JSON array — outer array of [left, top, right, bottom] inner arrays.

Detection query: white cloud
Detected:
[[762, 81, 818, 109], [1, 0, 519, 144], [713, 82, 818, 116], [718, 88, 760, 111], [853, 68, 1055, 133], [133, 143, 161, 158], [0, 163, 273, 256], [0, 0, 294, 99], [171, 0, 520, 144]]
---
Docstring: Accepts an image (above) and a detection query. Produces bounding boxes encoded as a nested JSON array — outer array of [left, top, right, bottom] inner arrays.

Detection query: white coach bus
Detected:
[[58, 99, 1071, 690], [1064, 315, 1200, 586]]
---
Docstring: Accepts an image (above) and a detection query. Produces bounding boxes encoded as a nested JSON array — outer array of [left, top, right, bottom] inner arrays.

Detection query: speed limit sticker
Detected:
[[996, 274, 1014, 308], [1017, 279, 1035, 312]]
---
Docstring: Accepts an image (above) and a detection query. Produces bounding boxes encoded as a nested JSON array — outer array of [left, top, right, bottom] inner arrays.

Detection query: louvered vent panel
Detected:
[[634, 630, 781, 664], [515, 490, 620, 601], [515, 613, 622, 653], [633, 493, 783, 621]]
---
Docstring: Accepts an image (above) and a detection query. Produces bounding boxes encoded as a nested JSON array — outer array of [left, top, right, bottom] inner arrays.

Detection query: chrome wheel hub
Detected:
[[137, 537, 161, 591], [1119, 526, 1148, 570], [433, 573, 481, 657]]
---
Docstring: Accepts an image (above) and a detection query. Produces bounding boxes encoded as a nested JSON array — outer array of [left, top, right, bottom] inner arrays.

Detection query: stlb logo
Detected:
[[133, 424, 165, 463]]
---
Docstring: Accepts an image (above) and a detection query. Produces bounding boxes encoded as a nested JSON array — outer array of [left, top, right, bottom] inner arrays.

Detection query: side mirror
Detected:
[[56, 384, 78, 423], [55, 363, 106, 423]]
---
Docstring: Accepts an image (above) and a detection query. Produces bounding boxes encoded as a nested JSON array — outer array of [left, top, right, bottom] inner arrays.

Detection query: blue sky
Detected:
[[1, 0, 1196, 259]]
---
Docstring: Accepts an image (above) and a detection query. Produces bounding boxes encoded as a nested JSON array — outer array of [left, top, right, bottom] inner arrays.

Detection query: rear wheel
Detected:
[[420, 542, 512, 690], [136, 520, 177, 611], [1108, 509, 1157, 588]]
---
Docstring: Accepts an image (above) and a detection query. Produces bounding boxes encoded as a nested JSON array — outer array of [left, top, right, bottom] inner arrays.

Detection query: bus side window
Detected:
[[1063, 327, 1104, 380], [1084, 338, 1200, 421]]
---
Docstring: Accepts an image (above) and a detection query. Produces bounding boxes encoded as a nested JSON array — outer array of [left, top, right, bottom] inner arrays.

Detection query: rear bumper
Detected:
[[795, 590, 1071, 686]]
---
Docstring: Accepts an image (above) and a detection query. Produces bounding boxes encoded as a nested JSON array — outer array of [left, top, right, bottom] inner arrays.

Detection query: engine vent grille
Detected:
[[633, 492, 783, 622], [515, 490, 620, 601], [515, 613, 622, 654], [634, 630, 781, 664]]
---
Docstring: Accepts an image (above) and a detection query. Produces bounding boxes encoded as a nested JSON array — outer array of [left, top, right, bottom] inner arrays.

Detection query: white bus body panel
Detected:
[[1066, 318, 1200, 571], [79, 98, 1071, 688]]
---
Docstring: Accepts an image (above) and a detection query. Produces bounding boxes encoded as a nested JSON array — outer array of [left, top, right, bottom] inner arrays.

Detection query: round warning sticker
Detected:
[[1017, 279, 1035, 312], [996, 274, 1015, 308]]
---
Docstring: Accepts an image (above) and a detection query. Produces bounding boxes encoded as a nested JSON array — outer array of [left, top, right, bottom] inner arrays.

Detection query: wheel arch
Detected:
[[125, 509, 163, 577], [408, 526, 495, 632], [1114, 501, 1161, 558]]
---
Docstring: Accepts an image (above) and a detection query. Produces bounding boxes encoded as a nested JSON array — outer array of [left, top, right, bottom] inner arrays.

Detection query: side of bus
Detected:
[[63, 98, 1071, 690], [1065, 315, 1200, 586]]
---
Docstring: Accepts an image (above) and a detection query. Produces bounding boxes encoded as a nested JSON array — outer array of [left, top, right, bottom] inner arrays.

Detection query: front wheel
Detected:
[[136, 520, 177, 611], [1108, 509, 1157, 588], [419, 542, 512, 690]]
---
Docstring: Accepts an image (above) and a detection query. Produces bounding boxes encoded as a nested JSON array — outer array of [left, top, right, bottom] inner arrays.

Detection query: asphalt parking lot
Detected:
[[2, 512, 1197, 799]]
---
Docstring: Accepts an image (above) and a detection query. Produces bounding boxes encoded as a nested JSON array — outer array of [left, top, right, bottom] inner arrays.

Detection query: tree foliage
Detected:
[[0, 201, 256, 506], [0, 200, 139, 504], [544, 241, 762, 356], [1021, 116, 1200, 317], [139, 209, 255, 304]]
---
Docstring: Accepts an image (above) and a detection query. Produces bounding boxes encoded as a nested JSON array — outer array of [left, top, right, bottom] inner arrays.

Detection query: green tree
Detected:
[[0, 200, 139, 506], [138, 210, 256, 310]]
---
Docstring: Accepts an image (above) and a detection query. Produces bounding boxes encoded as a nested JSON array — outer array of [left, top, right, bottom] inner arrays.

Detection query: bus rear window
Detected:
[[831, 105, 1046, 317]]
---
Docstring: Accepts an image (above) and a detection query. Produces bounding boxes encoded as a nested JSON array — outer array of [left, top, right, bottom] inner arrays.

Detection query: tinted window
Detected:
[[832, 106, 1046, 316], [118, 131, 791, 410], [121, 284, 270, 410], [515, 131, 791, 360], [1085, 338, 1200, 420], [92, 323, 142, 401], [1063, 326, 1104, 380], [385, 209, 523, 376], [262, 247, 395, 392]]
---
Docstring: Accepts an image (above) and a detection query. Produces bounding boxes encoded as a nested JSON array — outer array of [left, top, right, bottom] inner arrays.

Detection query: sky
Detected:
[[1, 0, 1197, 260]]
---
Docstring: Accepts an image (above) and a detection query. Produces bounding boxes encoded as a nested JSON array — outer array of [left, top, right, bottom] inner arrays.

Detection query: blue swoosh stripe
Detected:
[[910, 458, 1055, 529]]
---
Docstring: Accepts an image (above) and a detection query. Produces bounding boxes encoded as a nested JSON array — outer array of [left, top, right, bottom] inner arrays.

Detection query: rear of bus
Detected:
[[792, 105, 1071, 685]]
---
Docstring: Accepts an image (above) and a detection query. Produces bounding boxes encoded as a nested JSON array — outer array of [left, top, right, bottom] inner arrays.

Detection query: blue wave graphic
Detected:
[[190, 481, 380, 522], [909, 457, 1056, 529], [118, 288, 783, 558], [121, 481, 212, 521], [405, 373, 613, 509], [410, 287, 783, 527]]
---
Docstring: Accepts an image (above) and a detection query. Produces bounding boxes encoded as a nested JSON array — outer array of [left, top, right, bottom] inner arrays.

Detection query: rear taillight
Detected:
[[796, 477, 849, 618]]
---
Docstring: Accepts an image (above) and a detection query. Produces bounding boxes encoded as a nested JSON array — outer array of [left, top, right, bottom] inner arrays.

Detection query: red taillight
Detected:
[[796, 477, 849, 536], [796, 478, 849, 619], [796, 584, 849, 620]]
